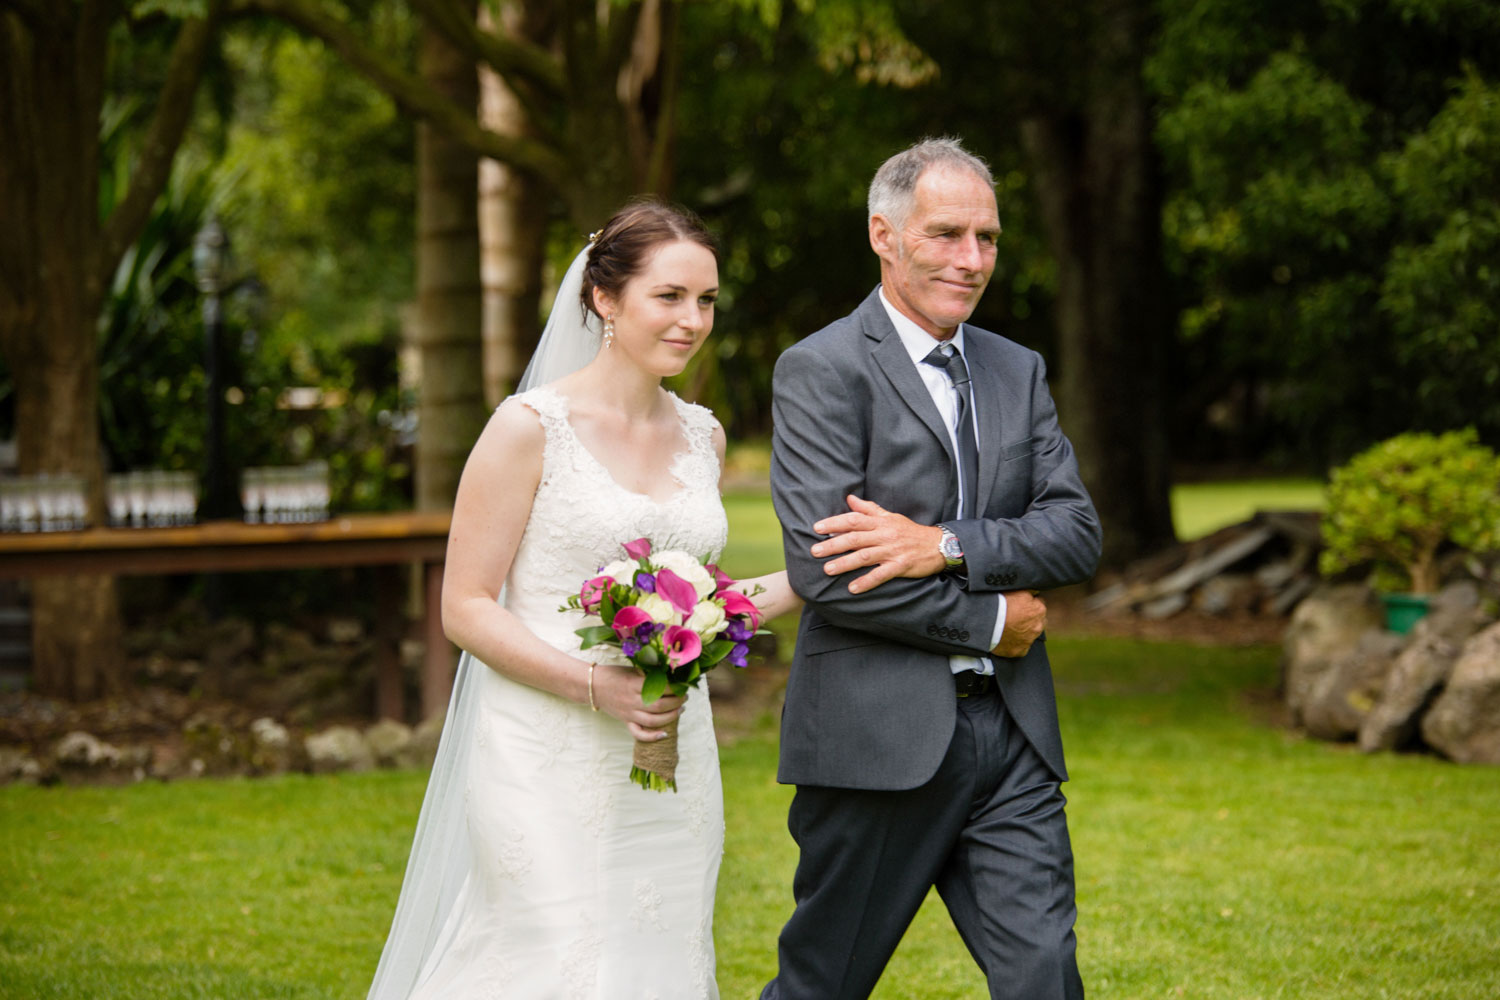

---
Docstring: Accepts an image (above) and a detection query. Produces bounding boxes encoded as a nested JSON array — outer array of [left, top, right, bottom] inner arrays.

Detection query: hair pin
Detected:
[[587, 230, 602, 244]]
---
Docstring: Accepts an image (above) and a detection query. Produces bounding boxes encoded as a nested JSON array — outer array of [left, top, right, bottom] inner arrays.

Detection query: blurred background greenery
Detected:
[[6, 0, 1499, 698]]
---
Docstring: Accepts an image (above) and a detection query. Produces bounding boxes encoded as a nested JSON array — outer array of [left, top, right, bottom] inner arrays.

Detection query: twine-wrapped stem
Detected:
[[630, 717, 679, 792]]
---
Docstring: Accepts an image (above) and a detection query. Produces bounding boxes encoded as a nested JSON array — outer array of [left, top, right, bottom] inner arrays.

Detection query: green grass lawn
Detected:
[[4, 638, 1497, 999], [1170, 478, 1324, 541]]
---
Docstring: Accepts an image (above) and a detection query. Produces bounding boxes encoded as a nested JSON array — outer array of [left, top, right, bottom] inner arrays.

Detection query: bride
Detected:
[[367, 200, 800, 999]]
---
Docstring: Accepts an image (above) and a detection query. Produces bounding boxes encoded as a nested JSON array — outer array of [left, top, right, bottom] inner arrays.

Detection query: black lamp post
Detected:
[[192, 217, 240, 521]]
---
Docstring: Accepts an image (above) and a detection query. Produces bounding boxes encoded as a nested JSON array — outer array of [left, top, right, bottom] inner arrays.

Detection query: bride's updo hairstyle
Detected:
[[580, 198, 719, 321]]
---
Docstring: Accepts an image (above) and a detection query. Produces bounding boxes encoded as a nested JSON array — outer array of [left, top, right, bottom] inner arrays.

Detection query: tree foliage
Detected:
[[1152, 0, 1500, 466]]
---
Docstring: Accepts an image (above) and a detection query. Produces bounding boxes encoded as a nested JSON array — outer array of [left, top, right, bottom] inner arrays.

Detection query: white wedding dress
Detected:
[[402, 385, 727, 999]]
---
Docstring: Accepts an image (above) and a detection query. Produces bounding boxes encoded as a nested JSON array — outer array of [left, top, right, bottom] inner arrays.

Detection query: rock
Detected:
[[250, 716, 291, 750], [182, 714, 250, 776], [1359, 597, 1489, 753], [54, 730, 121, 768], [1282, 584, 1384, 724], [248, 716, 301, 775], [1270, 576, 1317, 617], [53, 731, 149, 783], [305, 725, 375, 773], [0, 746, 41, 785], [365, 718, 419, 769], [1302, 628, 1405, 740], [1421, 621, 1500, 763], [1193, 573, 1257, 615], [409, 713, 444, 770]]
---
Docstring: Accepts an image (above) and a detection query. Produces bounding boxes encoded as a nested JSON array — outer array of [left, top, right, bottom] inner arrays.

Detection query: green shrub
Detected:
[[1320, 429, 1500, 593]]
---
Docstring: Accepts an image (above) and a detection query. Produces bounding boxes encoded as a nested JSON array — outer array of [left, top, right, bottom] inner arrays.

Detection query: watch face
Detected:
[[941, 534, 963, 561]]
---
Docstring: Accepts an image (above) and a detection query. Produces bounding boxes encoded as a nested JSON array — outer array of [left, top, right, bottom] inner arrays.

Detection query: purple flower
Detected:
[[634, 571, 657, 594], [721, 619, 754, 643], [621, 638, 641, 658], [726, 642, 749, 668]]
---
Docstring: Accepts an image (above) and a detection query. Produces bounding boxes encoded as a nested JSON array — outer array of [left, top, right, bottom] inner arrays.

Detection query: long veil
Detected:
[[366, 244, 600, 999]]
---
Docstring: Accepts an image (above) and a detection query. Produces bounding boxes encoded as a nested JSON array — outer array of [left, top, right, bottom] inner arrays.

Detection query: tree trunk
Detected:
[[1, 11, 123, 699], [415, 20, 486, 511], [478, 2, 549, 406], [1017, 3, 1175, 567]]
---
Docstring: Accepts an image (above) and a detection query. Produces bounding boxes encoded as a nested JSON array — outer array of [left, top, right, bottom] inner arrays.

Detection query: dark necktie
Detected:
[[922, 343, 980, 519]]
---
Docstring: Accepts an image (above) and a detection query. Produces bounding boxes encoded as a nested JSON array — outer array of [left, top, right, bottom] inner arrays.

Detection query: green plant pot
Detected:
[[1380, 592, 1431, 635]]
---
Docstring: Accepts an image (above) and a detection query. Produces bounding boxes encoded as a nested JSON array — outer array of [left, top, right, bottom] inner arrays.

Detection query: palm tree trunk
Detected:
[[414, 19, 486, 512], [478, 2, 548, 406]]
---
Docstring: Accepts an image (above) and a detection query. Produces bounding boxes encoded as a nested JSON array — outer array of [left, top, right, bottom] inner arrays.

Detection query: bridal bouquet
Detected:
[[563, 537, 764, 791]]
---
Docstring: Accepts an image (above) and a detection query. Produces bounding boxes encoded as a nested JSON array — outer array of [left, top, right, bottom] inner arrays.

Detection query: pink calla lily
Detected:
[[706, 563, 735, 591], [719, 589, 763, 630], [579, 575, 612, 614], [610, 605, 653, 639], [622, 537, 653, 561], [654, 568, 700, 617], [663, 625, 702, 668]]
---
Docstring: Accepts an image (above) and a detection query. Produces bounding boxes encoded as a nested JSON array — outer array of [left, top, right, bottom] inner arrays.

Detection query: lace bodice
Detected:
[[503, 385, 729, 650]]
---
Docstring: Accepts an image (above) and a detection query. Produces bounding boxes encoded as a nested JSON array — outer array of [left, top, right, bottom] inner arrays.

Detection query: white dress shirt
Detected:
[[878, 287, 1006, 675]]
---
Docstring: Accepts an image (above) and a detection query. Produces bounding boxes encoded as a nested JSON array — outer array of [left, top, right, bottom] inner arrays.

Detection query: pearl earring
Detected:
[[603, 316, 615, 348]]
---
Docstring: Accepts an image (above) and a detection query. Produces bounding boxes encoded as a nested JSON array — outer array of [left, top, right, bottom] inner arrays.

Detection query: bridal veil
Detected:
[[366, 244, 601, 999]]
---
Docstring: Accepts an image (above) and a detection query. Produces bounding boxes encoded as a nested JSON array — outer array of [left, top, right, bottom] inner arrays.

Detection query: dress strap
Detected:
[[669, 393, 721, 461], [509, 384, 570, 423]]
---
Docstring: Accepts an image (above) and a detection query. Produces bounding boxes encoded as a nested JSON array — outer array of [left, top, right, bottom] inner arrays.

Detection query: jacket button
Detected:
[[927, 623, 938, 636], [959, 630, 970, 642]]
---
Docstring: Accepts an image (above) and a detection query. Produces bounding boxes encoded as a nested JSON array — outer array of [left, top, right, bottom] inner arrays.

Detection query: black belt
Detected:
[[953, 670, 995, 698]]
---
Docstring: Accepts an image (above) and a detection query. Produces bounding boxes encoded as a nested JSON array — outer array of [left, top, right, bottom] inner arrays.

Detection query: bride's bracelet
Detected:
[[588, 663, 598, 711]]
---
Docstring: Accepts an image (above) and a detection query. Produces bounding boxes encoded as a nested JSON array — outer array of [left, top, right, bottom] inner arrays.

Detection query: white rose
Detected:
[[652, 549, 716, 599], [685, 599, 727, 640], [599, 559, 637, 583], [636, 592, 681, 626]]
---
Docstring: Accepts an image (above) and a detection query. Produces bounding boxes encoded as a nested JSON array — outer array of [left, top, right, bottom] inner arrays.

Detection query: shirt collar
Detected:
[[877, 285, 966, 367]]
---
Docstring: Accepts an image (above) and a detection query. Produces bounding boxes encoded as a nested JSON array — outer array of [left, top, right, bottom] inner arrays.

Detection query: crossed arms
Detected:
[[771, 340, 1101, 658]]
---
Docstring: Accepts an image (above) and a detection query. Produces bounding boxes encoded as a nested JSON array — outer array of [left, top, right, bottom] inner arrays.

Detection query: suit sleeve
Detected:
[[946, 353, 1102, 593], [771, 343, 1001, 657]]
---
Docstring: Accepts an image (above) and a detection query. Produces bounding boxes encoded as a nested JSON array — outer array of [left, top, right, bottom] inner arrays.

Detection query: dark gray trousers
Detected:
[[761, 688, 1084, 1000]]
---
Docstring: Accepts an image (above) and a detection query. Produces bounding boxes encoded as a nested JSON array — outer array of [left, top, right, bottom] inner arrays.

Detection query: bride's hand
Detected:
[[590, 662, 685, 741]]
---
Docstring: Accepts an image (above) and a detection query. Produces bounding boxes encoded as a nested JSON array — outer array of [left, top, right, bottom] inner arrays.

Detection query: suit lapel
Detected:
[[964, 335, 1017, 515], [858, 293, 955, 465]]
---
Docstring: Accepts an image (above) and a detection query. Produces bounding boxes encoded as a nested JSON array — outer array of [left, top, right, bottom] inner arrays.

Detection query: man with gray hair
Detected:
[[764, 137, 1101, 998]]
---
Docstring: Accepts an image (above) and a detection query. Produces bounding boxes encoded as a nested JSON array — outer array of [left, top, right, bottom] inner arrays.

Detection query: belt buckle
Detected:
[[955, 670, 990, 698]]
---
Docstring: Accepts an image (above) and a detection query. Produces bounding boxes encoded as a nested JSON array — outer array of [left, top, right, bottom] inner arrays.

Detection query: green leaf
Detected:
[[640, 670, 669, 704], [575, 626, 615, 649], [699, 639, 735, 667]]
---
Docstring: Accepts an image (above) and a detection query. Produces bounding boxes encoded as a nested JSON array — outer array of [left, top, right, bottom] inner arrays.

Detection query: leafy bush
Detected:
[[1320, 429, 1500, 593]]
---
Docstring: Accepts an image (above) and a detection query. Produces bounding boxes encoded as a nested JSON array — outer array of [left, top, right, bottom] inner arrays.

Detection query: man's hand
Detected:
[[992, 590, 1046, 658], [810, 494, 946, 595]]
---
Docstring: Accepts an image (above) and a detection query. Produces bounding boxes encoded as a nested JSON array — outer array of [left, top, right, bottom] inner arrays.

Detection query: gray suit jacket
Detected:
[[769, 289, 1101, 790]]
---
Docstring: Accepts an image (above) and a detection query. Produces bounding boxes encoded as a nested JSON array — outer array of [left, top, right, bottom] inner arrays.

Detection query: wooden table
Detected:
[[0, 512, 455, 721]]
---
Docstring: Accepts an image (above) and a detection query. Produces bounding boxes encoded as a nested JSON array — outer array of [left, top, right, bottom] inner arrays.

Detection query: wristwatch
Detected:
[[937, 525, 964, 570]]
